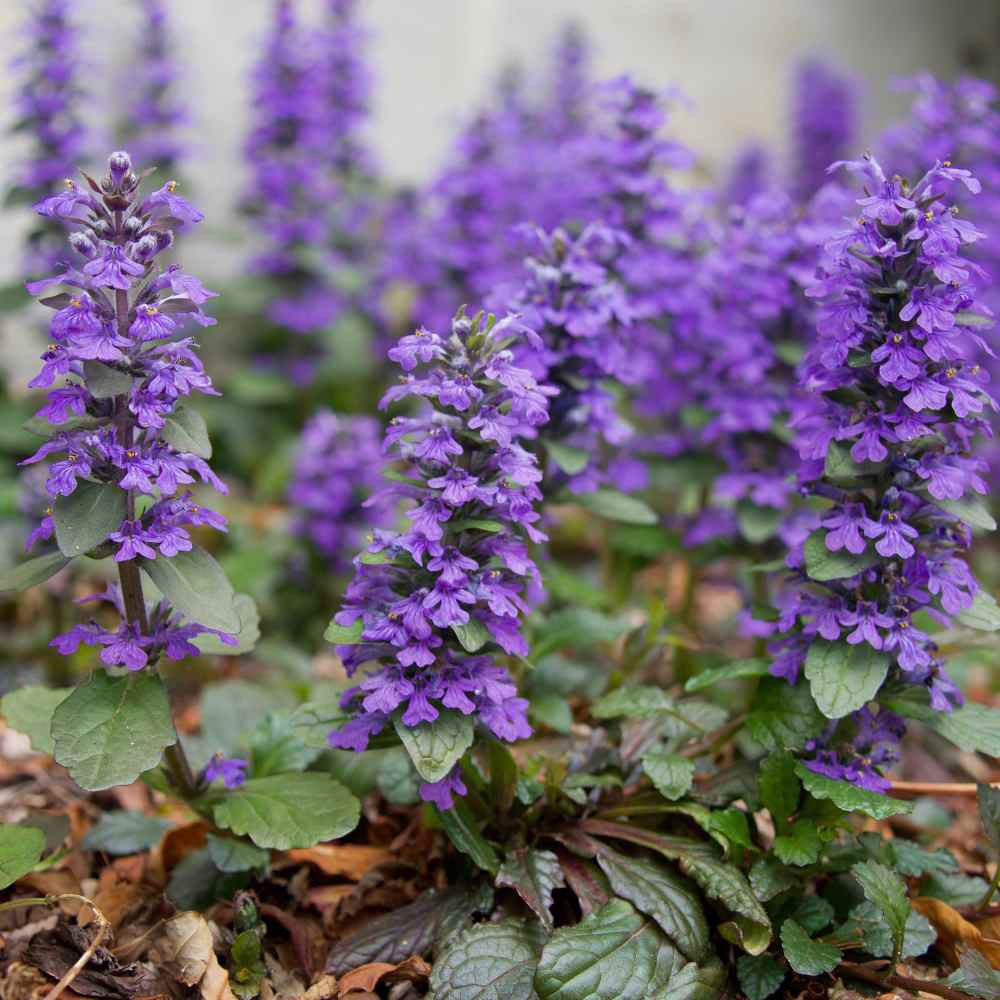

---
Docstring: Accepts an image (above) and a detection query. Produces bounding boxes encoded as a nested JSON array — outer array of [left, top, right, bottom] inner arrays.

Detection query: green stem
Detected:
[[0, 896, 51, 914], [978, 864, 1000, 909]]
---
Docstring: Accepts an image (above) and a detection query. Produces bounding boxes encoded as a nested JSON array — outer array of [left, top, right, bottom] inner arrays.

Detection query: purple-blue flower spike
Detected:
[[327, 310, 553, 806], [289, 410, 394, 572], [764, 154, 993, 792], [119, 0, 189, 178], [11, 0, 88, 277], [24, 152, 234, 673]]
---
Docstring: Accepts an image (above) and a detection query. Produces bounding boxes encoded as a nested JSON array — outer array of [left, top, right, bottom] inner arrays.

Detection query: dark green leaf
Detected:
[[395, 711, 473, 783], [82, 361, 132, 399], [206, 834, 271, 873], [533, 608, 630, 660], [749, 857, 797, 901], [758, 750, 800, 830], [166, 848, 249, 909], [642, 748, 695, 800], [0, 686, 71, 754], [0, 824, 45, 889], [779, 919, 840, 976], [804, 640, 890, 720], [592, 685, 676, 720], [577, 489, 658, 526], [324, 619, 364, 644], [945, 947, 1000, 999], [685, 659, 768, 693], [161, 404, 212, 459], [248, 713, 319, 778], [429, 919, 544, 1000], [141, 546, 241, 633], [735, 954, 785, 1000], [496, 848, 565, 930], [747, 678, 826, 751], [708, 808, 753, 851], [0, 550, 72, 593], [82, 811, 171, 854], [51, 672, 174, 790], [803, 530, 879, 582], [978, 783, 1000, 854], [535, 898, 686, 1000], [201, 680, 291, 754], [193, 593, 259, 655], [529, 693, 574, 734], [887, 694, 1000, 755], [773, 823, 822, 867], [452, 617, 492, 653], [436, 800, 500, 875], [796, 764, 912, 819], [789, 896, 834, 934], [839, 900, 936, 960], [852, 860, 911, 965], [824, 441, 864, 480], [921, 871, 991, 906], [596, 849, 710, 962], [212, 773, 360, 849], [736, 501, 782, 543], [649, 958, 725, 1000], [53, 480, 126, 557], [375, 749, 420, 805]]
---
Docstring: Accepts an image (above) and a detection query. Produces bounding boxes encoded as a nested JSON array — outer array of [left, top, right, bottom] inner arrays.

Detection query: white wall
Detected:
[[1, 0, 998, 285]]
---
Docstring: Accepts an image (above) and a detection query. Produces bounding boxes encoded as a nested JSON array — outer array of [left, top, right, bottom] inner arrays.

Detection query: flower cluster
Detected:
[[765, 155, 993, 790], [289, 410, 393, 572], [502, 224, 640, 492], [327, 311, 553, 807], [791, 58, 859, 201], [119, 0, 189, 177], [243, 0, 335, 384], [23, 151, 232, 667], [11, 0, 87, 276]]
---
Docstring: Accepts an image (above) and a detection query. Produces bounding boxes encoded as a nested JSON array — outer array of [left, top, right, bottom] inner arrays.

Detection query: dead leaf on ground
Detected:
[[151, 911, 236, 1000], [298, 974, 338, 1000], [337, 963, 396, 995], [278, 845, 392, 880], [912, 896, 1000, 968], [159, 820, 210, 872], [305, 885, 356, 913]]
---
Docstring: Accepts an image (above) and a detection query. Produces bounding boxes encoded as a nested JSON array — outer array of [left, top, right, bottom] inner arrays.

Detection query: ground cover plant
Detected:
[[1, 3, 999, 999]]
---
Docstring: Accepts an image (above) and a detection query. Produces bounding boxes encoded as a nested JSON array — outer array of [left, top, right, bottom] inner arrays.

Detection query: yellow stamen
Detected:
[[166, 180, 178, 192]]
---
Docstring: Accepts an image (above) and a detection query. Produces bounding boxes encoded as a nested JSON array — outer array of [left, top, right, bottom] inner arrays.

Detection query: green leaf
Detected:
[[394, 711, 474, 783], [449, 518, 506, 534], [747, 678, 826, 751], [0, 686, 71, 754], [201, 680, 292, 754], [0, 824, 46, 889], [429, 919, 544, 1000], [206, 834, 271, 873], [840, 900, 936, 960], [592, 685, 677, 720], [779, 919, 840, 976], [141, 546, 240, 633], [452, 617, 492, 653], [0, 550, 72, 593], [596, 849, 710, 962], [958, 591, 1000, 631], [82, 360, 132, 398], [790, 896, 835, 934], [921, 871, 991, 907], [324, 619, 364, 644], [955, 310, 994, 327], [685, 659, 768, 693], [736, 954, 785, 1000], [51, 672, 174, 790], [547, 440, 589, 475], [978, 783, 1000, 854], [773, 823, 822, 867], [535, 898, 686, 1000], [496, 848, 565, 931], [529, 692, 574, 734], [804, 640, 890, 720], [649, 958, 725, 1000], [736, 501, 782, 543], [795, 764, 912, 819], [803, 530, 879, 582], [161, 404, 212, 459], [852, 860, 910, 964], [749, 857, 797, 901], [248, 713, 320, 778], [888, 694, 1000, 755], [82, 811, 171, 854], [376, 749, 420, 805], [229, 928, 266, 1000], [936, 495, 997, 533], [533, 608, 630, 660], [758, 750, 800, 830], [642, 748, 695, 800], [212, 773, 360, 849], [53, 480, 126, 557], [194, 593, 259, 655], [577, 489, 658, 526], [824, 440, 865, 480], [166, 847, 249, 909], [436, 800, 500, 875], [945, 947, 1000, 999], [707, 809, 752, 851]]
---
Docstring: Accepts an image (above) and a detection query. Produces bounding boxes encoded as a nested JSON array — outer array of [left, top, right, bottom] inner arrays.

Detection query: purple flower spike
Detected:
[[327, 310, 552, 807]]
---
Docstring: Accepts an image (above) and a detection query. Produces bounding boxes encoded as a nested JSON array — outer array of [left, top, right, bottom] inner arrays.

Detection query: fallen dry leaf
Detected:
[[159, 820, 210, 872], [337, 963, 396, 995], [151, 911, 236, 1000], [299, 975, 339, 1000], [912, 896, 1000, 968], [280, 845, 392, 880], [385, 954, 432, 984], [305, 885, 356, 913]]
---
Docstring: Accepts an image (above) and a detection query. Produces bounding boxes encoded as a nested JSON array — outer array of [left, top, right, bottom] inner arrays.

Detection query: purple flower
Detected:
[[203, 755, 248, 790], [419, 766, 468, 811], [822, 503, 876, 555]]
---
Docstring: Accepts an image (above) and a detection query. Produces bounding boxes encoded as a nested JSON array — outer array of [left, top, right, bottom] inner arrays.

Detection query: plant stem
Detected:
[[978, 864, 1000, 910], [838, 961, 974, 1000]]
